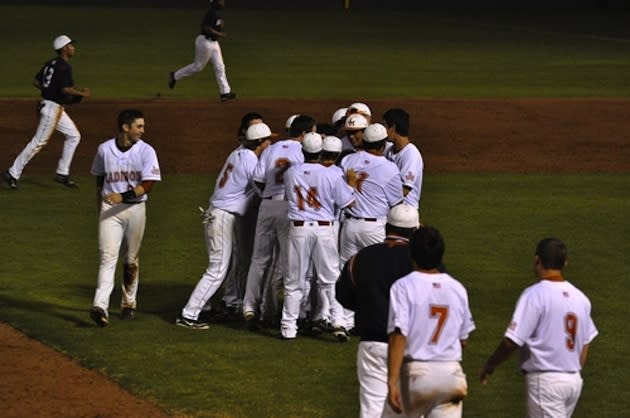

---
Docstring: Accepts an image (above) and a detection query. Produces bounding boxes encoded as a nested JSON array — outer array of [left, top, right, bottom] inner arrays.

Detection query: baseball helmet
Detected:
[[331, 107, 348, 125], [363, 123, 388, 143], [302, 132, 323, 153], [246, 123, 272, 141], [285, 114, 300, 130], [323, 136, 342, 153], [344, 113, 369, 131], [348, 102, 371, 117], [387, 204, 420, 229], [53, 34, 73, 50]]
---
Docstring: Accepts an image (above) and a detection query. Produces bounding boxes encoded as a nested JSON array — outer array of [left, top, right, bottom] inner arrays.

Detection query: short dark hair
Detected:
[[535, 238, 567, 269], [321, 151, 340, 162], [363, 139, 387, 151], [409, 226, 445, 269], [118, 109, 144, 131], [385, 223, 416, 239], [317, 123, 337, 137], [383, 108, 410, 137], [303, 150, 320, 161], [289, 115, 316, 138], [238, 112, 264, 138]]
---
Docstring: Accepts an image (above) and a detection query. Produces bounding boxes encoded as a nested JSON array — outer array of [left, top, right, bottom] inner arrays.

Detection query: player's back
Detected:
[[254, 139, 304, 199], [210, 145, 258, 214]]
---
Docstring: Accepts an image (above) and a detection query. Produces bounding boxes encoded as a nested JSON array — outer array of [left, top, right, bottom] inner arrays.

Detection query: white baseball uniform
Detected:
[[90, 138, 161, 317], [388, 271, 476, 417], [181, 145, 259, 321], [338, 151, 403, 330], [242, 139, 304, 317], [506, 279, 598, 417], [385, 142, 424, 209], [281, 162, 355, 338]]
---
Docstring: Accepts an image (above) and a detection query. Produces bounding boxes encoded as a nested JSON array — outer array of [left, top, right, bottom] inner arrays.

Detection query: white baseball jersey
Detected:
[[210, 145, 258, 215], [506, 280, 598, 373], [253, 139, 304, 198], [385, 142, 424, 209], [340, 151, 403, 218], [90, 138, 162, 202], [284, 162, 355, 221], [388, 272, 475, 361]]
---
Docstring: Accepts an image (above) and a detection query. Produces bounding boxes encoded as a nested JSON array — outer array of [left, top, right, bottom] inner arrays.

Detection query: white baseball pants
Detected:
[[400, 361, 468, 418], [356, 341, 400, 418], [93, 202, 146, 316], [9, 100, 81, 179], [174, 35, 231, 95], [243, 200, 289, 316], [181, 207, 236, 320], [281, 222, 343, 338], [525, 371, 583, 418]]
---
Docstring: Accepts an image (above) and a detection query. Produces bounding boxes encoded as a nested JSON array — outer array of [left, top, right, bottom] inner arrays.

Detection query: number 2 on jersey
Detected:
[[429, 305, 449, 344], [565, 312, 578, 351]]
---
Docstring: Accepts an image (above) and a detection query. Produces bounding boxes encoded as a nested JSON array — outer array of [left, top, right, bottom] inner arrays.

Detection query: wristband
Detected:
[[120, 190, 136, 202]]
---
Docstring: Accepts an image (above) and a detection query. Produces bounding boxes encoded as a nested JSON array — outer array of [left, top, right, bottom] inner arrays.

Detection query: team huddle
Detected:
[[4, 31, 599, 418]]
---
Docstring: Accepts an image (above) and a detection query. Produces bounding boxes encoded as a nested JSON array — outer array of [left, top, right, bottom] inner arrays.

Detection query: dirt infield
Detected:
[[1, 98, 629, 417]]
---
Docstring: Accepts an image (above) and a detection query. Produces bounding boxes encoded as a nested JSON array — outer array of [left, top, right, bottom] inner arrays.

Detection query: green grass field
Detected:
[[1, 4, 630, 418]]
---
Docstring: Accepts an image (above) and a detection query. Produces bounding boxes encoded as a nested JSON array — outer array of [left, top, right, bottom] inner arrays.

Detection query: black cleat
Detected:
[[4, 171, 17, 189], [120, 307, 136, 320], [332, 326, 350, 342], [220, 92, 236, 102], [54, 174, 79, 189], [168, 72, 176, 89], [175, 316, 210, 330], [90, 307, 109, 327]]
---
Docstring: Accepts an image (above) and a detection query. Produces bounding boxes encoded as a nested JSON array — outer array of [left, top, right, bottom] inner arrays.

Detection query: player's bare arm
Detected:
[[96, 176, 105, 212], [387, 328, 407, 414], [480, 337, 519, 384], [205, 25, 226, 39], [580, 344, 591, 367], [62, 86, 91, 98], [104, 180, 155, 205]]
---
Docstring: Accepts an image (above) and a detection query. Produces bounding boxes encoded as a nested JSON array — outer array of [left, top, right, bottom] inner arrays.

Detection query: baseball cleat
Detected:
[[54, 173, 79, 189], [220, 92, 236, 102], [120, 307, 136, 320], [90, 307, 109, 327], [4, 171, 17, 189], [168, 72, 176, 89], [243, 311, 259, 331], [332, 326, 350, 342], [175, 316, 210, 330]]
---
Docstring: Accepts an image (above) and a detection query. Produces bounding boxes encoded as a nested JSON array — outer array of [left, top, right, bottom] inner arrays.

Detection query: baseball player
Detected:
[[339, 113, 368, 155], [335, 204, 420, 418], [281, 132, 356, 339], [387, 226, 475, 417], [337, 122, 404, 335], [4, 34, 90, 190], [383, 108, 424, 209], [89, 109, 161, 327], [242, 115, 315, 328], [480, 238, 598, 417], [168, 0, 236, 102], [176, 123, 271, 329]]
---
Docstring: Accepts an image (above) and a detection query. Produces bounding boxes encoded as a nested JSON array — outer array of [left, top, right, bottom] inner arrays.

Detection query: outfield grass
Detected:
[[1, 6, 629, 99], [1, 174, 628, 417]]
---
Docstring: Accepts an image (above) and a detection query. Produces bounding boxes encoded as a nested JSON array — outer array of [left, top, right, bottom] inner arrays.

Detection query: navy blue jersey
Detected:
[[200, 8, 223, 41], [34, 57, 74, 104]]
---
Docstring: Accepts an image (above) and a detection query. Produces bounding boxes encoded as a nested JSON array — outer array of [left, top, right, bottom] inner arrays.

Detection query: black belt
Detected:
[[293, 220, 332, 226], [345, 214, 377, 222]]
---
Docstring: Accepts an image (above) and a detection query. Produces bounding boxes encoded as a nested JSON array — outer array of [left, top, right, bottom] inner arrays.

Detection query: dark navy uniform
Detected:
[[200, 8, 223, 41]]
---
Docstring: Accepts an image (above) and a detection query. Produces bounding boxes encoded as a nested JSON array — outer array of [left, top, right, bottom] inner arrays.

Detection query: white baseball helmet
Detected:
[[246, 123, 272, 141], [363, 123, 388, 143], [344, 113, 369, 131], [285, 114, 300, 129], [348, 102, 371, 117], [302, 132, 323, 153], [331, 107, 348, 125], [323, 136, 342, 153], [387, 204, 420, 229], [53, 34, 73, 50]]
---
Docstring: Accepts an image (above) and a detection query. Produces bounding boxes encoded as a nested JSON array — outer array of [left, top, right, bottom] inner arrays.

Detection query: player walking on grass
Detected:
[[89, 109, 161, 327], [387, 226, 475, 418], [168, 0, 236, 102], [480, 238, 598, 418], [176, 123, 271, 329], [280, 133, 355, 340], [4, 34, 90, 190]]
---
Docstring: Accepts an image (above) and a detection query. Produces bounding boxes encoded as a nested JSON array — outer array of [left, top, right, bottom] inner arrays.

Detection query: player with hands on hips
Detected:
[[480, 238, 598, 418], [89, 109, 161, 327], [4, 34, 90, 190], [387, 226, 475, 418], [176, 123, 271, 330], [169, 0, 236, 102]]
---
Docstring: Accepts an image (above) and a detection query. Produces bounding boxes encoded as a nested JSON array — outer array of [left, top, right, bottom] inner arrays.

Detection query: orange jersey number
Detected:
[[294, 186, 321, 211], [218, 163, 235, 188], [565, 312, 578, 351], [429, 305, 449, 344], [274, 158, 291, 184]]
